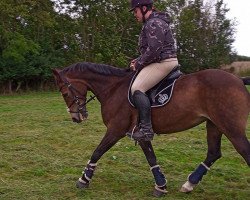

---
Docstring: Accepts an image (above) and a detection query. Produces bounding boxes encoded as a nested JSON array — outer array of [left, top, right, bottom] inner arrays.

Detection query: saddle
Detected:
[[128, 65, 183, 107]]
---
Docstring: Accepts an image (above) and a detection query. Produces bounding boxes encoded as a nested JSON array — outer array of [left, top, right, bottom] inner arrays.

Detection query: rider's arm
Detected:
[[135, 19, 167, 70]]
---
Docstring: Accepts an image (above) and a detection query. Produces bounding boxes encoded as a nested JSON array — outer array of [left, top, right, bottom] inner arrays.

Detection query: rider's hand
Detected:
[[130, 59, 137, 71]]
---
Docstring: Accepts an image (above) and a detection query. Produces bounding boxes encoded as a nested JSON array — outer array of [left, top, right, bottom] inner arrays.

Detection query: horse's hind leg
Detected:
[[139, 141, 168, 197], [225, 128, 250, 166], [181, 120, 222, 193], [204, 121, 223, 167]]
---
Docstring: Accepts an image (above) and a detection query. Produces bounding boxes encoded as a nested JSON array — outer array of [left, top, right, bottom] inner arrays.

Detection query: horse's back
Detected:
[[177, 69, 248, 95], [194, 69, 245, 87], [193, 69, 249, 103]]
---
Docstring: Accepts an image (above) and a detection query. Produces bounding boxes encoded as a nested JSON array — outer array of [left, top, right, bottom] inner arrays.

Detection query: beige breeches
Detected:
[[131, 58, 179, 94]]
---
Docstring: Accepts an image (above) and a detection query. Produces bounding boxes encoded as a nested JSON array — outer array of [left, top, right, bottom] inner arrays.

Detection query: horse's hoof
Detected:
[[180, 181, 195, 193], [76, 178, 89, 189], [153, 186, 168, 197]]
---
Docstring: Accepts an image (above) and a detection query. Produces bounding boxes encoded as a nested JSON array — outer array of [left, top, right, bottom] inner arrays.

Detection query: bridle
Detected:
[[58, 67, 134, 119], [59, 81, 96, 118]]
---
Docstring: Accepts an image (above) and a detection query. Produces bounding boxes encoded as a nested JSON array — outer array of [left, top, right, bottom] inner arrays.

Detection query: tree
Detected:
[[0, 0, 66, 92], [176, 0, 235, 72], [0, 33, 40, 93], [0, 0, 237, 93], [210, 0, 236, 66]]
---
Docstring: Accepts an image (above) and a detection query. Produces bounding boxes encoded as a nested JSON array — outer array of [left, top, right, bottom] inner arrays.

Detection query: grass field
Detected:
[[0, 90, 249, 200]]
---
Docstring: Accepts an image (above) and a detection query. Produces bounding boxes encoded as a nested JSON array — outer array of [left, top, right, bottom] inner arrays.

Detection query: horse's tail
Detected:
[[241, 77, 250, 85]]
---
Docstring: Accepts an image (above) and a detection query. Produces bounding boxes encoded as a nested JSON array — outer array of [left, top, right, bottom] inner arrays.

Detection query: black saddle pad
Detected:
[[128, 65, 183, 107]]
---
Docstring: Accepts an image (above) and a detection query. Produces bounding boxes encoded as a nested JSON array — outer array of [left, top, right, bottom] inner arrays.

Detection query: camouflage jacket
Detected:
[[135, 11, 177, 70]]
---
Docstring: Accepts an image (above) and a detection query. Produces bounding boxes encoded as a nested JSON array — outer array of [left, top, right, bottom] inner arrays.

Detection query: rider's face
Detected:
[[133, 7, 143, 22]]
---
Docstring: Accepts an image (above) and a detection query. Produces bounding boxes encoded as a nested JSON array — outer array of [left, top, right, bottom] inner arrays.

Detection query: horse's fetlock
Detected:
[[153, 184, 168, 197], [151, 166, 167, 187], [76, 177, 89, 189], [80, 160, 97, 185], [188, 163, 209, 185]]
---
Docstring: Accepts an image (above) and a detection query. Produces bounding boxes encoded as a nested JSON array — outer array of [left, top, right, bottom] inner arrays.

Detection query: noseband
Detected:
[[59, 81, 96, 117]]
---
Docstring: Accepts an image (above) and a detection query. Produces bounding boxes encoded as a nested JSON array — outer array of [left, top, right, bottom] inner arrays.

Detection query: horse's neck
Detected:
[[78, 72, 130, 103]]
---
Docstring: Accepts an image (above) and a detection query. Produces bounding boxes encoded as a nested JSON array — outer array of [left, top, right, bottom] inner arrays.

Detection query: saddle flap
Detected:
[[128, 65, 183, 107]]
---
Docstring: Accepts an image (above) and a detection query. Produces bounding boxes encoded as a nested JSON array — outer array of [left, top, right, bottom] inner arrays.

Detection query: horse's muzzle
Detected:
[[72, 116, 87, 123], [72, 117, 85, 123], [72, 110, 88, 123]]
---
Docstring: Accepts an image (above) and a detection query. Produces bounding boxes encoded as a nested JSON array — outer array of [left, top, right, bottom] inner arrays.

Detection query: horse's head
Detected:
[[53, 69, 88, 123]]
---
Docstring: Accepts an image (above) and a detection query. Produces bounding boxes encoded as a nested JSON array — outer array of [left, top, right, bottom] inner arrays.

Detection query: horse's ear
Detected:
[[52, 68, 60, 77], [52, 69, 62, 88], [52, 69, 62, 81]]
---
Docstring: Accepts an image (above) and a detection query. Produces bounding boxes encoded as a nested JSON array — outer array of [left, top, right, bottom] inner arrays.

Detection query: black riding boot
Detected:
[[128, 90, 154, 141]]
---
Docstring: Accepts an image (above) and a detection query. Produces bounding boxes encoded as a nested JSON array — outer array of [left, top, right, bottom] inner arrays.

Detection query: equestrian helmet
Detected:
[[129, 0, 153, 12]]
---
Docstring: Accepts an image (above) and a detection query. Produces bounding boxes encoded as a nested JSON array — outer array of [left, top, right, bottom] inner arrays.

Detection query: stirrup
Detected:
[[126, 125, 138, 140], [126, 126, 154, 141]]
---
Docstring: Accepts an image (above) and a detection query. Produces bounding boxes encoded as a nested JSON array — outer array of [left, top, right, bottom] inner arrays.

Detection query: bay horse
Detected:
[[53, 62, 250, 197]]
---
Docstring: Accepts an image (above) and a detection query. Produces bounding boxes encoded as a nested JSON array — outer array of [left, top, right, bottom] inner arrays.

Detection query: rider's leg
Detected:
[[129, 58, 178, 141], [131, 58, 178, 95], [131, 90, 154, 141]]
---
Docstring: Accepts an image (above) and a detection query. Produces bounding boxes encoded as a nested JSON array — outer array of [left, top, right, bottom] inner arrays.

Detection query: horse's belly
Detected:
[[152, 114, 206, 134]]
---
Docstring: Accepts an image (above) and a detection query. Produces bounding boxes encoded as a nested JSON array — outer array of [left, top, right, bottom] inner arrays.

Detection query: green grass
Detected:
[[0, 91, 249, 200], [239, 69, 250, 77]]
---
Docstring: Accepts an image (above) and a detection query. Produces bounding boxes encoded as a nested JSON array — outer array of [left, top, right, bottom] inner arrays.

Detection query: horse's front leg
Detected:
[[76, 132, 122, 189], [139, 141, 168, 197]]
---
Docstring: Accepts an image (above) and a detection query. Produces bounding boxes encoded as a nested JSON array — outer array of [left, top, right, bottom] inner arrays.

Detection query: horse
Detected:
[[53, 62, 250, 197]]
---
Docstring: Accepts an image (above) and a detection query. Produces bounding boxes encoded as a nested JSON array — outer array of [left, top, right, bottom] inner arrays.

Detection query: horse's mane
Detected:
[[62, 62, 130, 77]]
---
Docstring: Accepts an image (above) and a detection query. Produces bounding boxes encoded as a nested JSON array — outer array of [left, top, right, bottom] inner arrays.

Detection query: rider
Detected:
[[128, 0, 178, 141]]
